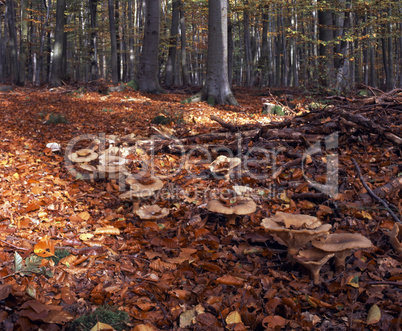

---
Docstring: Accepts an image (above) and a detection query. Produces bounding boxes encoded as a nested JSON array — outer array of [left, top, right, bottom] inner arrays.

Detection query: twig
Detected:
[[0, 239, 29, 251], [367, 281, 402, 286], [351, 158, 401, 223]]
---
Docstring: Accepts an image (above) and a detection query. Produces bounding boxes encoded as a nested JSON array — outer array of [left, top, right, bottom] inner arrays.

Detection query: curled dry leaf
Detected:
[[149, 258, 176, 272], [225, 311, 242, 325], [93, 226, 120, 235], [216, 274, 244, 287], [34, 235, 55, 257], [366, 304, 381, 325]]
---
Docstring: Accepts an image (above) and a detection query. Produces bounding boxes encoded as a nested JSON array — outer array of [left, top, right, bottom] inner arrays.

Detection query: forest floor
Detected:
[[0, 84, 401, 330]]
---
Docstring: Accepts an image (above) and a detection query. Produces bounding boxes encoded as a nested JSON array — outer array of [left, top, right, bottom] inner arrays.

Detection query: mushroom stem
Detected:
[[334, 250, 350, 272], [132, 200, 140, 212], [227, 214, 237, 224]]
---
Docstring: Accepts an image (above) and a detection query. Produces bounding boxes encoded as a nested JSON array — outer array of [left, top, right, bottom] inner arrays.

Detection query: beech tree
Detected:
[[137, 0, 162, 93], [50, 0, 66, 86], [198, 0, 238, 105]]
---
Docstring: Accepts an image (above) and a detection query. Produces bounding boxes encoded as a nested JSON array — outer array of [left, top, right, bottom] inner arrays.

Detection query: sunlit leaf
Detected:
[[34, 235, 55, 257]]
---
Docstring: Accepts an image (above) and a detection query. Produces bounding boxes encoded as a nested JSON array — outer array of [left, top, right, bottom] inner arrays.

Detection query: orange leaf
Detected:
[[34, 235, 55, 257]]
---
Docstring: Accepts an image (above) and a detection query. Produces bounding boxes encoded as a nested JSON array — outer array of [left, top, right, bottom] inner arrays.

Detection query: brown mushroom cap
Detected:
[[270, 212, 321, 229], [136, 205, 169, 220], [68, 149, 98, 163], [261, 218, 332, 256], [311, 233, 372, 271], [125, 175, 164, 192], [206, 198, 256, 215], [294, 248, 335, 284], [98, 164, 129, 179], [390, 223, 402, 257], [119, 188, 156, 200], [209, 155, 241, 179]]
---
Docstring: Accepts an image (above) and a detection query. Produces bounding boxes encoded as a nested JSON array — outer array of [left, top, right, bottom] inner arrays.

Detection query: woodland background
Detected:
[[1, 0, 402, 92]]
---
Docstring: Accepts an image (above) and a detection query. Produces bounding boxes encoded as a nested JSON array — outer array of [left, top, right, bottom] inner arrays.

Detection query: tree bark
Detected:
[[19, 0, 28, 85], [50, 0, 66, 86], [179, 2, 190, 86], [6, 0, 21, 85], [89, 0, 98, 80], [198, 0, 238, 105], [318, 0, 334, 87], [164, 0, 180, 86], [108, 0, 119, 83], [137, 0, 162, 93]]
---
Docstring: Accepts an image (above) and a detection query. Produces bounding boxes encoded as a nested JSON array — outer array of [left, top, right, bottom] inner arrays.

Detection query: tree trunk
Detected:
[[199, 0, 238, 105], [164, 0, 180, 86], [127, 0, 135, 80], [50, 0, 66, 86], [6, 0, 21, 85], [243, 0, 252, 86], [108, 0, 118, 83], [137, 0, 162, 93], [36, 0, 50, 85], [19, 0, 28, 85], [179, 2, 190, 86], [318, 0, 334, 87], [89, 0, 98, 80]]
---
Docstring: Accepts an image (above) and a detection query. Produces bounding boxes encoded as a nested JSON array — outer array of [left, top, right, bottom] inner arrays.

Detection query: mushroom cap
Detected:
[[135, 205, 169, 220], [294, 248, 335, 284], [79, 164, 98, 172], [270, 212, 321, 229], [206, 198, 256, 215], [261, 218, 332, 255], [119, 189, 155, 200], [99, 154, 126, 166], [125, 175, 164, 192], [390, 223, 402, 255], [98, 164, 129, 177], [311, 233, 372, 253], [209, 155, 241, 174], [232, 185, 254, 196], [68, 149, 98, 163]]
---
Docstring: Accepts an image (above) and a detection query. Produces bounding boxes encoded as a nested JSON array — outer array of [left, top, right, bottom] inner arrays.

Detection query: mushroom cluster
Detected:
[[261, 212, 331, 256], [206, 196, 256, 224], [209, 155, 241, 181], [119, 173, 164, 211], [261, 212, 372, 284]]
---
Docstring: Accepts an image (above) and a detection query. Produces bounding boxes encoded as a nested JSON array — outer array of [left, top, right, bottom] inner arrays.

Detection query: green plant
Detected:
[[101, 108, 114, 113], [49, 248, 70, 264], [66, 305, 129, 331], [42, 112, 69, 124], [13, 252, 53, 277]]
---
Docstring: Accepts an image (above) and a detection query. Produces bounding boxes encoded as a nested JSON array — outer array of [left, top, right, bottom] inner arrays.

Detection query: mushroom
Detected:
[[119, 189, 156, 212], [294, 248, 335, 284], [126, 174, 164, 192], [206, 196, 256, 224], [98, 163, 129, 180], [68, 149, 98, 163], [390, 223, 402, 258], [311, 233, 372, 272], [119, 174, 164, 211], [261, 213, 332, 257], [209, 155, 241, 180], [136, 205, 169, 220]]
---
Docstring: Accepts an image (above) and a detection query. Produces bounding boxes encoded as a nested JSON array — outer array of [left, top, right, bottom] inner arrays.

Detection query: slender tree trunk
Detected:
[[179, 2, 190, 86], [6, 0, 21, 85], [259, 5, 269, 87], [243, 0, 252, 86], [318, 0, 334, 87], [19, 0, 28, 85], [0, 9, 4, 82], [36, 0, 50, 85], [127, 0, 135, 80], [50, 0, 66, 86], [165, 0, 180, 86], [137, 0, 162, 92], [89, 0, 98, 80], [228, 9, 234, 86], [108, 0, 118, 83]]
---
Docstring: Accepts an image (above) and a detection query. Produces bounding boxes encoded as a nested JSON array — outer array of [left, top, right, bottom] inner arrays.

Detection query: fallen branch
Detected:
[[352, 158, 401, 223], [360, 177, 402, 205]]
